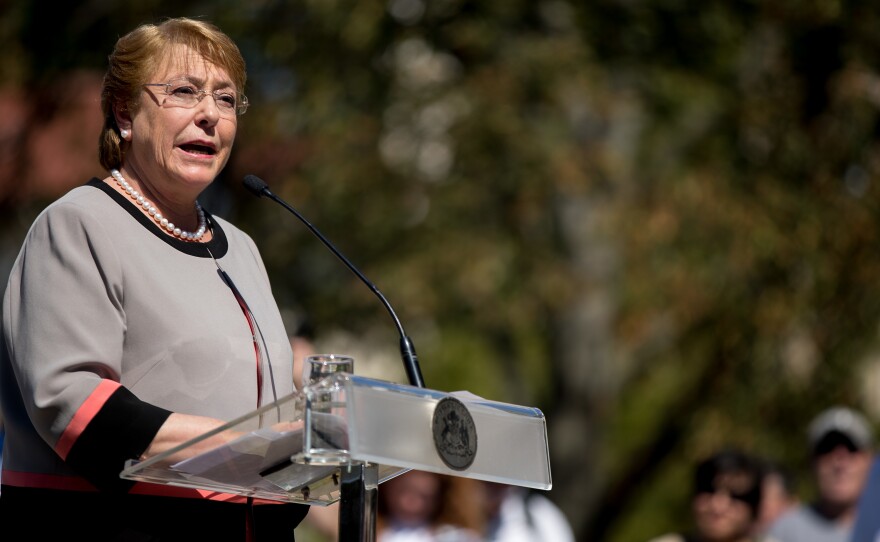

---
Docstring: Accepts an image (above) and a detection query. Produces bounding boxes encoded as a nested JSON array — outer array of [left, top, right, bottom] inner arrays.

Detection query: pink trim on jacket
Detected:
[[2, 469, 282, 504], [55, 379, 120, 460]]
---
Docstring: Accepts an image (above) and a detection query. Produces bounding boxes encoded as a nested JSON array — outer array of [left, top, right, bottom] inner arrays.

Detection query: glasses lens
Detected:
[[696, 486, 754, 506], [165, 81, 200, 107], [212, 91, 237, 112], [236, 95, 249, 115], [814, 431, 859, 456], [156, 80, 245, 116]]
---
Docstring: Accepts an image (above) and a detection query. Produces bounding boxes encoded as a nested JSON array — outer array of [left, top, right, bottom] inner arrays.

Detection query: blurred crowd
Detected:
[[297, 403, 878, 542], [648, 405, 877, 542], [288, 324, 879, 542], [298, 470, 575, 542]]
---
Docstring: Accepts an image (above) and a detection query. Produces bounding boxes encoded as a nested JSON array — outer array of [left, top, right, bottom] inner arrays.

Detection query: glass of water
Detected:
[[301, 354, 354, 464]]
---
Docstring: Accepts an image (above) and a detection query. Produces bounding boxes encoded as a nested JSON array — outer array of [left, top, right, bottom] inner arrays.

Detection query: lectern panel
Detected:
[[121, 375, 552, 504]]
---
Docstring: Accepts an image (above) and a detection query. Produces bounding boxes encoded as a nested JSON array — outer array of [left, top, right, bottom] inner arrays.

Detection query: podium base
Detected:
[[339, 463, 378, 542]]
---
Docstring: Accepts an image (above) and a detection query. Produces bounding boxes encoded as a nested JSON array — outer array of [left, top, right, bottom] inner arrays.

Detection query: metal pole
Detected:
[[337, 463, 378, 542]]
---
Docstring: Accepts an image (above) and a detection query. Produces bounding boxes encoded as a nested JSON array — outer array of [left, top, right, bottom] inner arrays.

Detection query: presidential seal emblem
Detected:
[[432, 396, 477, 470]]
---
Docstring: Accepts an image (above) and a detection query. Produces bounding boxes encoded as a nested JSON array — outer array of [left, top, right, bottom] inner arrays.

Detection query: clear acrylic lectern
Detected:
[[121, 373, 552, 541]]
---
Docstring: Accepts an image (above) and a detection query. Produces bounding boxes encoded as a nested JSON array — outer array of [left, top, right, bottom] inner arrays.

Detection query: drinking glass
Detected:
[[301, 354, 354, 464], [302, 354, 354, 387]]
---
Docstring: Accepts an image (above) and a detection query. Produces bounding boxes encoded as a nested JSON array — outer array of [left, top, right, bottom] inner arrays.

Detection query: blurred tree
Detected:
[[3, 1, 880, 541]]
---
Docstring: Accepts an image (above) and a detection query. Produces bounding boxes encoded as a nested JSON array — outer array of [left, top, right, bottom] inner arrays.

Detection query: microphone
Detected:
[[243, 174, 426, 388]]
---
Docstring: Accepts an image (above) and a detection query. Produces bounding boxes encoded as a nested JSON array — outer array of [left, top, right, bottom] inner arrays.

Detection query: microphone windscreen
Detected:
[[243, 175, 269, 197]]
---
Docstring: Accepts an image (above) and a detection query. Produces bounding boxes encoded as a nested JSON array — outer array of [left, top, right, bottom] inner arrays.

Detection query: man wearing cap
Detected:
[[768, 406, 875, 542]]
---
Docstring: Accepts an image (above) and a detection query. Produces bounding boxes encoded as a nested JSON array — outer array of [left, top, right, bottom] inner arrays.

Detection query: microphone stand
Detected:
[[243, 175, 425, 389]]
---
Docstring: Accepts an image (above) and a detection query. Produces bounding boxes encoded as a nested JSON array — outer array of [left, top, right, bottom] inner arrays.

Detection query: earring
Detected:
[[120, 129, 130, 139]]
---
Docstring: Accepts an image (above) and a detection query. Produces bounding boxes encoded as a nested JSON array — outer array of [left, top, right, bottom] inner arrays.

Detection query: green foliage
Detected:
[[6, 1, 880, 540]]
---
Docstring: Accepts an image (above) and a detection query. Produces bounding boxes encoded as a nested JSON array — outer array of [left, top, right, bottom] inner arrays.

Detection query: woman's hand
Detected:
[[140, 412, 240, 464]]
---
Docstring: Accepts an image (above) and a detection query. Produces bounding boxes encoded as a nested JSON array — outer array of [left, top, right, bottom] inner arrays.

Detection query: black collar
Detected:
[[87, 178, 229, 258]]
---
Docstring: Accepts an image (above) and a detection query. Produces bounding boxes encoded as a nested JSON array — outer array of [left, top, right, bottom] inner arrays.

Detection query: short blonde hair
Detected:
[[98, 17, 247, 170]]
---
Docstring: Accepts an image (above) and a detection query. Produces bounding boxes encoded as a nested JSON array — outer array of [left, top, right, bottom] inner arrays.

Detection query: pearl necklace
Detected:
[[110, 169, 207, 242]]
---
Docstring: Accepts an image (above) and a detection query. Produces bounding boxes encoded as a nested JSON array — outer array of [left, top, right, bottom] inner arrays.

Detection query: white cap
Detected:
[[807, 406, 874, 452]]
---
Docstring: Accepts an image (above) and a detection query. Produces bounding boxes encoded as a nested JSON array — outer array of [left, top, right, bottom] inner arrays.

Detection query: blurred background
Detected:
[[3, 0, 880, 540]]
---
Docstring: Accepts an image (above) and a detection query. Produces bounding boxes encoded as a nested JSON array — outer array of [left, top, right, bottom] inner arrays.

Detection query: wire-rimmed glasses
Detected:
[[143, 78, 249, 116]]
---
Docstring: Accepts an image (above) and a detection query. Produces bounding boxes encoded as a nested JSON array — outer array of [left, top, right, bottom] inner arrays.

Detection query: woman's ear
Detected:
[[114, 102, 133, 136]]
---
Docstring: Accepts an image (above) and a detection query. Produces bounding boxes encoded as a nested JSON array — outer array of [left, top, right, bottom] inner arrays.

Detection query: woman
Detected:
[[0, 17, 309, 540], [647, 449, 780, 542], [376, 470, 484, 542], [480, 481, 575, 542]]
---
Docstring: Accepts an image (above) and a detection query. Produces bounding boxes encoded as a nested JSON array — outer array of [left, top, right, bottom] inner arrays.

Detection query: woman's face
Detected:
[[384, 471, 442, 527], [121, 45, 239, 199], [692, 474, 756, 542]]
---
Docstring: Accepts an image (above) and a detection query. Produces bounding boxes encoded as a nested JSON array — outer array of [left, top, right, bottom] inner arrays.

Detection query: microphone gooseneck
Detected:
[[243, 174, 426, 388]]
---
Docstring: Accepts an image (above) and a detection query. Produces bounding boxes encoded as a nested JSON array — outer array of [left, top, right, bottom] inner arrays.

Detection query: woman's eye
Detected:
[[171, 85, 198, 96], [217, 94, 237, 107]]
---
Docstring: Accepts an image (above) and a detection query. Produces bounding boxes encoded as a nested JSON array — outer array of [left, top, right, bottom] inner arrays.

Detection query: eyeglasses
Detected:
[[695, 486, 755, 504], [143, 79, 249, 116], [813, 432, 860, 457]]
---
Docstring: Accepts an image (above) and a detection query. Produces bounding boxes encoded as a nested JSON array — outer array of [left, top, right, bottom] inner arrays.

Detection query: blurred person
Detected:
[[0, 17, 310, 539], [377, 469, 484, 542], [480, 481, 575, 542], [647, 448, 777, 542], [768, 406, 874, 542], [752, 460, 798, 536]]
